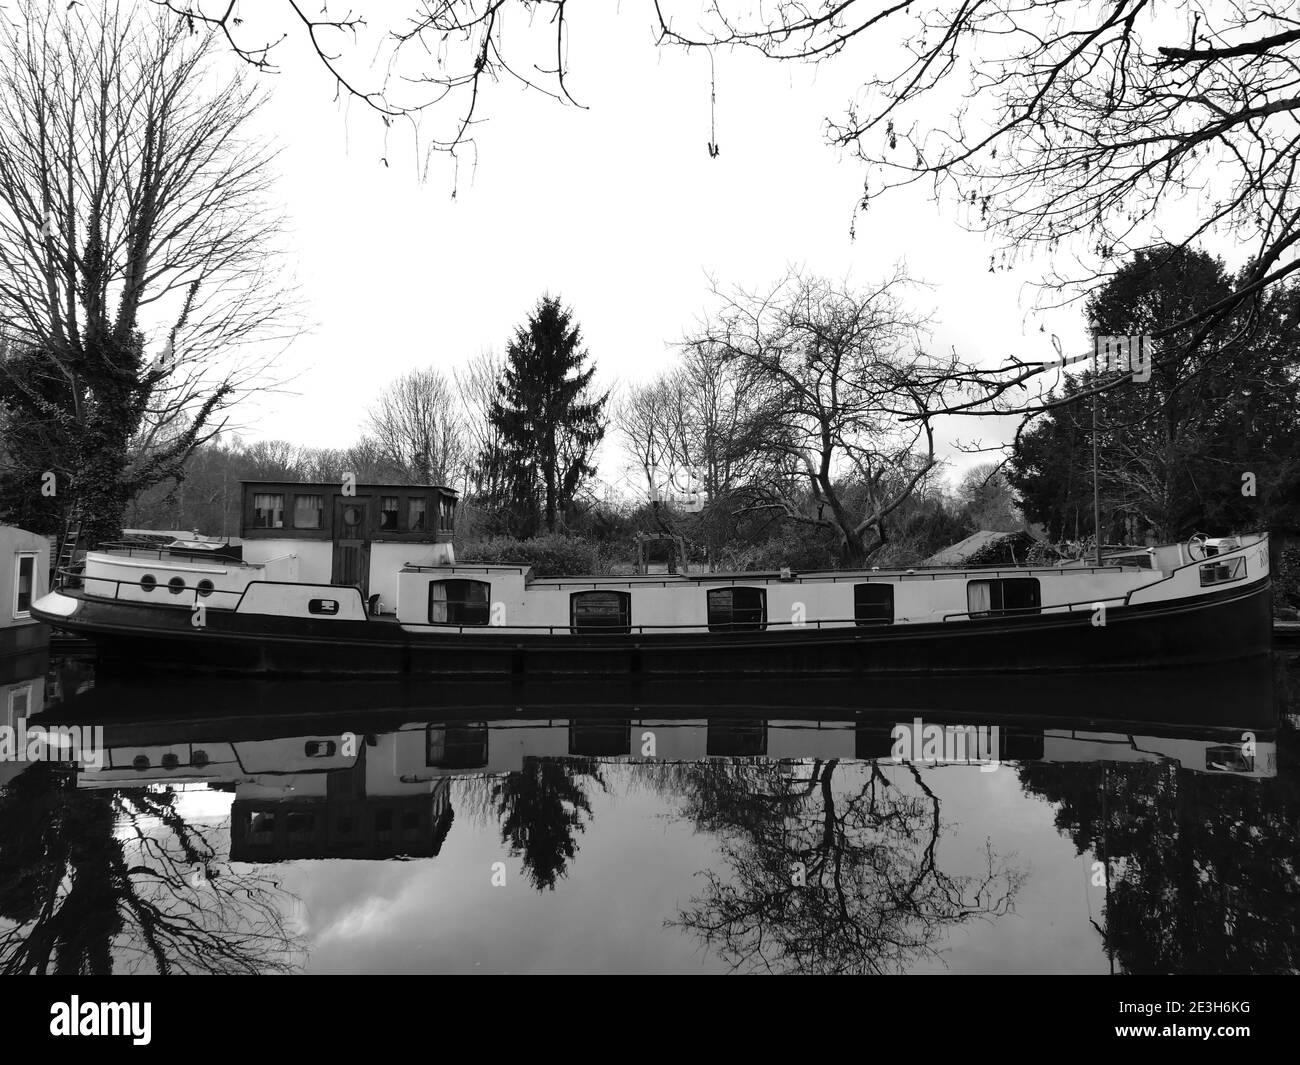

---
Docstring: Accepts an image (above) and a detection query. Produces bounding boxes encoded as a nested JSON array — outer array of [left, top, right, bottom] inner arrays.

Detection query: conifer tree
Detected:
[[490, 296, 608, 535]]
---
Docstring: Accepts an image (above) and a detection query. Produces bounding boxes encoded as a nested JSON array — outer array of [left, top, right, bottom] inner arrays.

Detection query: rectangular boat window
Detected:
[[967, 577, 1040, 618], [293, 494, 324, 529], [409, 497, 428, 532], [13, 553, 35, 618], [438, 495, 455, 532], [380, 496, 400, 531], [707, 587, 767, 632], [854, 583, 894, 626], [308, 599, 340, 615], [570, 590, 631, 634], [253, 493, 284, 529], [1200, 557, 1246, 586], [428, 579, 490, 625]]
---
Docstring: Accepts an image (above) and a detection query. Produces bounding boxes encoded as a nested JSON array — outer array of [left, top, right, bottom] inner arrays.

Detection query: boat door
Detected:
[[331, 496, 371, 598]]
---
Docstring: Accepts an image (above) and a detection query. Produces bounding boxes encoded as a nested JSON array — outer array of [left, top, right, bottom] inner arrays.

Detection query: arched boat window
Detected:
[[967, 577, 1041, 618], [167, 576, 186, 595], [139, 574, 157, 593], [854, 583, 894, 626], [428, 579, 490, 625], [707, 587, 767, 632], [570, 590, 631, 635]]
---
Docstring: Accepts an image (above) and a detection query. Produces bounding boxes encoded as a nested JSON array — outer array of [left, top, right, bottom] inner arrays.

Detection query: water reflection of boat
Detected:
[[48, 660, 1277, 836], [41, 653, 1281, 730]]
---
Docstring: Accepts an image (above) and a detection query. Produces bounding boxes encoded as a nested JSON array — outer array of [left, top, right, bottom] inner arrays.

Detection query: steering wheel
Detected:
[[1186, 533, 1209, 561]]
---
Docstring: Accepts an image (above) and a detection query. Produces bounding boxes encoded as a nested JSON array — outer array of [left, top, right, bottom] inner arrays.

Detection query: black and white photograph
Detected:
[[0, 0, 1295, 1022]]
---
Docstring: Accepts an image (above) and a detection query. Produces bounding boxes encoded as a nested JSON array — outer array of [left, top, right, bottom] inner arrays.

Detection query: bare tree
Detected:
[[454, 348, 506, 499], [367, 367, 467, 486], [166, 3, 1300, 428], [684, 270, 959, 565], [0, 0, 295, 544], [651, 2, 1300, 412]]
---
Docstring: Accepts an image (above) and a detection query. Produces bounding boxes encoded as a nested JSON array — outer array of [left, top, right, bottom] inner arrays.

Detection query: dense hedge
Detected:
[[457, 534, 601, 577]]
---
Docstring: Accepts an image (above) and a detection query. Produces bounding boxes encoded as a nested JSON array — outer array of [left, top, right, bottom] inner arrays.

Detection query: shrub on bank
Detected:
[[457, 534, 601, 577]]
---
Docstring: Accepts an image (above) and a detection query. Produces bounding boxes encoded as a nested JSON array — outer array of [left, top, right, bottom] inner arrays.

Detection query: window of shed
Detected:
[[253, 493, 284, 529], [13, 554, 35, 617], [380, 496, 400, 530]]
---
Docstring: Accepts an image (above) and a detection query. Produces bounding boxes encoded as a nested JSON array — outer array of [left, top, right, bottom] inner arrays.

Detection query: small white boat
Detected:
[[30, 479, 1273, 677]]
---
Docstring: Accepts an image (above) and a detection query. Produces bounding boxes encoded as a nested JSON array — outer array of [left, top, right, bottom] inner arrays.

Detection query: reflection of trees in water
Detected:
[[0, 764, 303, 974], [1019, 728, 1300, 974], [490, 758, 607, 891], [651, 758, 1024, 974]]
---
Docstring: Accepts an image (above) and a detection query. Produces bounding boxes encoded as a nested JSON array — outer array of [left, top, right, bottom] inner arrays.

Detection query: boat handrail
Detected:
[[58, 567, 244, 606]]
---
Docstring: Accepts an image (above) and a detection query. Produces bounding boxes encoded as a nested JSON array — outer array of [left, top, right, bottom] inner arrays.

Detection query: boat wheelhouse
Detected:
[[30, 480, 1273, 678]]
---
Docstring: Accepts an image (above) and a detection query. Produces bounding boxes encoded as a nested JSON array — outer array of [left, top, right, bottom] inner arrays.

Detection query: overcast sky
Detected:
[[226, 4, 1107, 490]]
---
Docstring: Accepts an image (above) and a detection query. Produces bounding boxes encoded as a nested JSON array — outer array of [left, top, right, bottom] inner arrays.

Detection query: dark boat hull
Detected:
[[36, 573, 1274, 679]]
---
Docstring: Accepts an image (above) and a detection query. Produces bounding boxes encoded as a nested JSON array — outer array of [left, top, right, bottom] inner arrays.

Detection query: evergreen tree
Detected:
[[1008, 247, 1300, 543], [490, 295, 608, 535]]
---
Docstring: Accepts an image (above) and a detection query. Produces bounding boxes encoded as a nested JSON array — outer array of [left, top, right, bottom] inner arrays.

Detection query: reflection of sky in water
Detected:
[[239, 764, 1100, 975]]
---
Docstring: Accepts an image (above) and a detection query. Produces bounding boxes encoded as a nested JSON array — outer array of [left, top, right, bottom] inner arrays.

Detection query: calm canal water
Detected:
[[2, 652, 1297, 974]]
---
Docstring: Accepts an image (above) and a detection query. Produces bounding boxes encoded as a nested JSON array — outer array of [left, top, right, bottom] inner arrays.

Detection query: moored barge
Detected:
[[30, 479, 1273, 678]]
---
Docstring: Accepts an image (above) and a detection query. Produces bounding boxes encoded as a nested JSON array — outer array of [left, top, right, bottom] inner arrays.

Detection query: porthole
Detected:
[[167, 576, 185, 595], [140, 573, 157, 593], [161, 752, 180, 769], [197, 579, 214, 598], [132, 754, 150, 771], [192, 749, 210, 768], [343, 505, 362, 527]]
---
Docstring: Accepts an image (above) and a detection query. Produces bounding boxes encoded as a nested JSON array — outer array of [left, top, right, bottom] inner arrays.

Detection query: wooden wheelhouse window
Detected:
[[428, 579, 490, 626], [409, 497, 428, 532], [438, 495, 455, 532], [294, 494, 324, 529], [12, 553, 35, 618], [380, 496, 400, 531], [253, 493, 284, 529], [854, 583, 894, 626], [707, 587, 767, 632], [570, 590, 631, 634], [426, 724, 490, 769], [967, 577, 1041, 618]]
